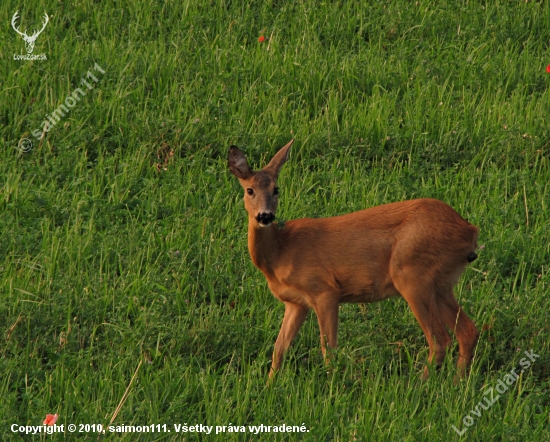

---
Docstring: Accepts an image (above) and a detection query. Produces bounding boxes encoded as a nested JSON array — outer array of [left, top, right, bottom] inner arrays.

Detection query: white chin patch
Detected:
[[259, 222, 271, 227]]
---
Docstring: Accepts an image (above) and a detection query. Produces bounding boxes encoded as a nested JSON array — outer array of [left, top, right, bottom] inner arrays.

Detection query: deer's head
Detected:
[[228, 140, 293, 227]]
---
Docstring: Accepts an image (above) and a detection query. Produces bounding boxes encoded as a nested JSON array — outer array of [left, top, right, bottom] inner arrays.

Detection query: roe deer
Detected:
[[228, 140, 479, 379]]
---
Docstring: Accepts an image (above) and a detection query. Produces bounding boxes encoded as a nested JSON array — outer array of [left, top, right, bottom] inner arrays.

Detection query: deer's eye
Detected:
[[274, 187, 279, 196], [246, 188, 254, 196]]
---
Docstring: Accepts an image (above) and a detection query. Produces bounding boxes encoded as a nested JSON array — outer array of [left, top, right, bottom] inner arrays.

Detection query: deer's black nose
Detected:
[[256, 212, 275, 225]]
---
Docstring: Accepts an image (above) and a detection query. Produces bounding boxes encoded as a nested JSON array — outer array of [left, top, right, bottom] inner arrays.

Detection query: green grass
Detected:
[[1, 0, 550, 440]]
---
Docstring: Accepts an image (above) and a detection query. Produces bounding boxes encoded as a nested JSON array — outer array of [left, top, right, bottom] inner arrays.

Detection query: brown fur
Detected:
[[228, 140, 480, 379]]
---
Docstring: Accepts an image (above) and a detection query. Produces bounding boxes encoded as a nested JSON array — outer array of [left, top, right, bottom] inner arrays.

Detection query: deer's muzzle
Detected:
[[256, 212, 275, 226]]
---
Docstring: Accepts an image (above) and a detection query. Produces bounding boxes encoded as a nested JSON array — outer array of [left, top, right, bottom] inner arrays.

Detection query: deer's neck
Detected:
[[247, 217, 282, 276]]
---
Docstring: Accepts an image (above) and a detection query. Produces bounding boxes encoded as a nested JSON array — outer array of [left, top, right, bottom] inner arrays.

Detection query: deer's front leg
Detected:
[[269, 302, 309, 378], [313, 295, 339, 364]]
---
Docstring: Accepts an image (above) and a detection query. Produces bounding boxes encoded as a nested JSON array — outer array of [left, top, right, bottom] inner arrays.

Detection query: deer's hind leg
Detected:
[[392, 269, 452, 379], [435, 290, 479, 377]]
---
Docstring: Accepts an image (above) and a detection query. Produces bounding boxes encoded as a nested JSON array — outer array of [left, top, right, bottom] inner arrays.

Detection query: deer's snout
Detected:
[[256, 212, 275, 226]]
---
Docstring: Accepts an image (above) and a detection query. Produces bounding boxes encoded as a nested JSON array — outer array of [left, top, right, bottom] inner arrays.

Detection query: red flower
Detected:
[[258, 36, 265, 42], [546, 64, 550, 73], [43, 414, 59, 426]]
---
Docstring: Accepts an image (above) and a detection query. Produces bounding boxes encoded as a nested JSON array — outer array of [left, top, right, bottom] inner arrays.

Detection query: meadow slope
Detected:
[[1, 1, 550, 440]]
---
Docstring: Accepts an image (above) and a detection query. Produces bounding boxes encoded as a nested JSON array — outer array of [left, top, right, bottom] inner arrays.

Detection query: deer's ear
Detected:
[[265, 139, 294, 177], [228, 146, 253, 179]]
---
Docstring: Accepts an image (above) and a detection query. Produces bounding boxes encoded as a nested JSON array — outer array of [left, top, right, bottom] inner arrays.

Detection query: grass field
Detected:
[[1, 0, 550, 440]]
